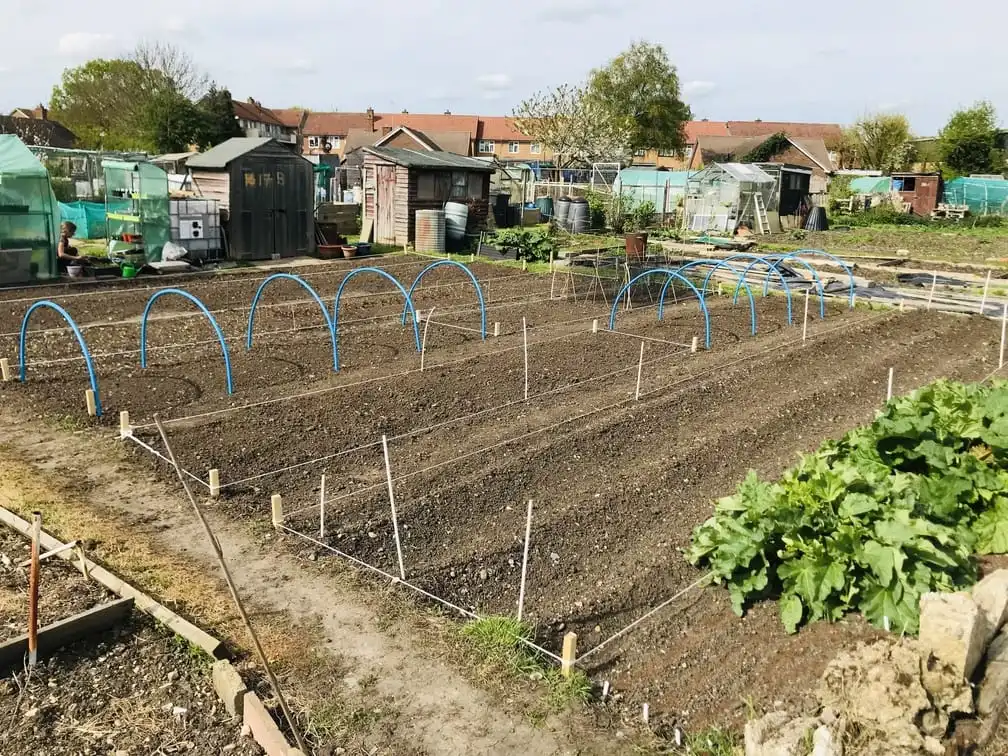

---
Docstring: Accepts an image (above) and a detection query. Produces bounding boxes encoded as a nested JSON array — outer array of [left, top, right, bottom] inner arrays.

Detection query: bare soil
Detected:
[[0, 255, 1001, 738]]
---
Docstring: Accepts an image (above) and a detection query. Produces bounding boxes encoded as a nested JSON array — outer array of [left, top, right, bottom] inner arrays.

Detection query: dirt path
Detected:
[[0, 415, 628, 756]]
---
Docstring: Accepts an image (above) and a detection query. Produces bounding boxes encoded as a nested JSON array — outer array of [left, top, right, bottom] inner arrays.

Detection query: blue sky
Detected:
[[2, 0, 1004, 135]]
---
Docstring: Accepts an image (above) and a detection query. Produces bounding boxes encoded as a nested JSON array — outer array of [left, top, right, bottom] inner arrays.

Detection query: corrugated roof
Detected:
[[364, 147, 494, 171], [187, 137, 275, 168]]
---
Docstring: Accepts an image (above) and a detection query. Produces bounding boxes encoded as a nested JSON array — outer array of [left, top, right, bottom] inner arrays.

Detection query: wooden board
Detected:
[[360, 217, 374, 244]]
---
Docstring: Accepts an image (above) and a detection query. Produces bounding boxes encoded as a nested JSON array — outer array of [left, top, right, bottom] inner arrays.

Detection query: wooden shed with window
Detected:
[[361, 146, 494, 246]]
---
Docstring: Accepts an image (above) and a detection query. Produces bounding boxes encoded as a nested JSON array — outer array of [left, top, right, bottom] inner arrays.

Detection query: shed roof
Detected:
[[187, 137, 275, 168], [0, 134, 47, 176], [363, 147, 494, 171], [711, 163, 774, 184]]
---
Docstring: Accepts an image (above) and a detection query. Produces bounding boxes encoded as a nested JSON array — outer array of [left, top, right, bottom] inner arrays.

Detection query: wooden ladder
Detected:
[[754, 193, 770, 235]]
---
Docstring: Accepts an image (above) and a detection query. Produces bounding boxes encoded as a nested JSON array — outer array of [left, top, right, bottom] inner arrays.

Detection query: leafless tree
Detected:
[[131, 41, 209, 100]]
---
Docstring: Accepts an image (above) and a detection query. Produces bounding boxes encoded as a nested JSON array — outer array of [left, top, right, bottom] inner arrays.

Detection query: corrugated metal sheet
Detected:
[[363, 147, 494, 171], [188, 138, 274, 169]]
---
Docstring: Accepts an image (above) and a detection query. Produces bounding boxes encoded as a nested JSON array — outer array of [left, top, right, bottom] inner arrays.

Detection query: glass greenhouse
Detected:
[[683, 162, 775, 233], [0, 135, 59, 284]]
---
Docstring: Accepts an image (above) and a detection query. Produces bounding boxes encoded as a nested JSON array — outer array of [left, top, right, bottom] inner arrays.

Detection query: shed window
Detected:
[[478, 140, 495, 154], [900, 177, 917, 191], [417, 173, 437, 200], [451, 172, 468, 199], [508, 142, 520, 154], [467, 173, 483, 199], [243, 170, 256, 188]]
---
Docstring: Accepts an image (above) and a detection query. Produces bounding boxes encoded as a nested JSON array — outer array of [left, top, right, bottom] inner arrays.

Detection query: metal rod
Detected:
[[381, 434, 406, 581], [28, 511, 40, 667], [517, 500, 534, 622], [151, 415, 309, 754], [420, 306, 436, 372], [523, 316, 529, 401], [635, 341, 645, 401], [980, 270, 992, 315]]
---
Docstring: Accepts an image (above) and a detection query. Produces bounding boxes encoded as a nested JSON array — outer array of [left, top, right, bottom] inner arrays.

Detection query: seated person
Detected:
[[57, 221, 89, 273]]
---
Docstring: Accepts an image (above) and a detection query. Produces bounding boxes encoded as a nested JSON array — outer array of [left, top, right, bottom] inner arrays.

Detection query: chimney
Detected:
[[401, 109, 408, 114], [34, 105, 48, 120], [247, 97, 256, 104], [366, 107, 375, 132], [444, 110, 451, 115]]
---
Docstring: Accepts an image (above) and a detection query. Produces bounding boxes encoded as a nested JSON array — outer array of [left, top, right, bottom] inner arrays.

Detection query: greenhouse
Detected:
[[683, 162, 774, 233], [944, 177, 1008, 216], [848, 176, 892, 195], [612, 168, 691, 211], [102, 159, 171, 262], [0, 135, 59, 284]]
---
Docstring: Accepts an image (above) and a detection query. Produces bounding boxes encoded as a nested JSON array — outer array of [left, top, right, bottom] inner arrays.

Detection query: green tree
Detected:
[[586, 41, 691, 156], [142, 91, 207, 153], [850, 113, 914, 172], [194, 86, 242, 148], [938, 101, 999, 176]]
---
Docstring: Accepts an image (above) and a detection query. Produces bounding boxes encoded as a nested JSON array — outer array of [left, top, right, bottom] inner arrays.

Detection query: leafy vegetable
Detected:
[[688, 379, 1008, 634]]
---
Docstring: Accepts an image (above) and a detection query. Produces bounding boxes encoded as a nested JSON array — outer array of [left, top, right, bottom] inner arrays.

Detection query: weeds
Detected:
[[681, 726, 740, 755]]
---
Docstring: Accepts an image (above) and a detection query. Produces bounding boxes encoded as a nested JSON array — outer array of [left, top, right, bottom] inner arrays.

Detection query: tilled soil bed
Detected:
[[1, 258, 1000, 733], [0, 526, 261, 756]]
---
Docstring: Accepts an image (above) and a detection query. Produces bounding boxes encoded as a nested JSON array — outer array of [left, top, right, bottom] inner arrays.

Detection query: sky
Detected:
[[1, 0, 1005, 135]]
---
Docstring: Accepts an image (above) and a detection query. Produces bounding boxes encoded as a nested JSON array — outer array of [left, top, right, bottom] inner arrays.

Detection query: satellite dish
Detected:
[[323, 142, 333, 153]]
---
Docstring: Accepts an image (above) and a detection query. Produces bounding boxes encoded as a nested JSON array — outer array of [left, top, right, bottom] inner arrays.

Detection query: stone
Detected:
[[212, 660, 248, 719], [922, 736, 944, 755], [811, 725, 841, 756], [918, 592, 989, 680], [744, 711, 816, 756], [972, 570, 1008, 644], [977, 631, 1008, 716]]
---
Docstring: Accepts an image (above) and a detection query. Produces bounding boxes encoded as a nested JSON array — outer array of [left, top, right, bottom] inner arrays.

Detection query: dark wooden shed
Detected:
[[361, 146, 494, 246], [188, 137, 314, 260], [891, 172, 943, 216]]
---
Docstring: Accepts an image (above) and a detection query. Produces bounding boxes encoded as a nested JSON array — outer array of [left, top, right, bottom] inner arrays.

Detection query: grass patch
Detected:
[[460, 616, 591, 712], [679, 726, 740, 755]]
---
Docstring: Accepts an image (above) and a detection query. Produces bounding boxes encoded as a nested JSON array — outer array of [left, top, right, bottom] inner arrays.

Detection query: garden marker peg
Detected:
[[886, 368, 894, 402], [927, 272, 937, 310], [980, 270, 992, 315], [0, 357, 10, 381], [28, 511, 40, 667], [517, 500, 534, 621], [85, 389, 97, 417], [271, 494, 284, 528], [691, 336, 698, 353], [802, 288, 810, 344], [493, 321, 500, 337], [635, 341, 645, 401], [420, 306, 436, 372], [601, 680, 610, 701], [642, 703, 649, 724], [319, 474, 326, 539], [209, 469, 220, 499], [119, 410, 131, 439], [592, 318, 599, 334], [381, 434, 406, 581], [561, 632, 578, 678], [899, 299, 905, 313]]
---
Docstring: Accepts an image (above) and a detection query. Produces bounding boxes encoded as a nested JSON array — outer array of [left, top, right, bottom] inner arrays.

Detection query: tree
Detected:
[[142, 91, 207, 153], [512, 83, 632, 167], [195, 85, 242, 148], [49, 59, 152, 150], [938, 101, 999, 176], [586, 41, 691, 156], [131, 41, 209, 100], [849, 113, 914, 172], [832, 127, 862, 170]]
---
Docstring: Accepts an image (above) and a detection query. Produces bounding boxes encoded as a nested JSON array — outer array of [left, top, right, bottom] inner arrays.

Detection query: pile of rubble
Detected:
[[745, 571, 1008, 756]]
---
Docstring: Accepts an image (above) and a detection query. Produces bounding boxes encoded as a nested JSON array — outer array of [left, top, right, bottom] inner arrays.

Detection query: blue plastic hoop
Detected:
[[780, 249, 856, 309], [333, 267, 421, 371], [610, 268, 711, 348], [663, 259, 758, 336], [400, 260, 487, 340], [701, 253, 794, 325], [19, 300, 103, 416], [246, 273, 337, 371], [140, 288, 234, 395], [735, 255, 826, 320]]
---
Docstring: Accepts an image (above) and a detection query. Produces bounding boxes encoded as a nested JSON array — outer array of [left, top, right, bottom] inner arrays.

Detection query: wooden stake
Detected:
[[522, 317, 529, 401], [381, 434, 406, 581], [420, 306, 436, 372], [802, 288, 810, 344], [151, 416, 308, 754], [592, 318, 599, 334], [1000, 303, 1007, 370], [635, 341, 645, 400], [899, 299, 905, 313], [642, 703, 650, 724], [28, 511, 40, 667], [271, 494, 283, 528], [561, 632, 578, 678], [208, 469, 220, 499], [690, 336, 698, 353], [493, 321, 500, 337], [0, 357, 10, 382], [119, 410, 131, 439], [927, 272, 937, 310], [981, 270, 992, 315], [319, 474, 326, 539], [85, 389, 97, 417], [886, 367, 894, 402], [76, 543, 89, 581], [517, 500, 533, 622]]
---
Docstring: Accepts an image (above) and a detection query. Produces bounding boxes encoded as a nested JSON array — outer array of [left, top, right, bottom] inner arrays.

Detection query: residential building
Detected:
[[301, 110, 378, 157], [685, 133, 835, 192], [475, 116, 548, 163], [232, 98, 297, 144], [1, 105, 76, 148]]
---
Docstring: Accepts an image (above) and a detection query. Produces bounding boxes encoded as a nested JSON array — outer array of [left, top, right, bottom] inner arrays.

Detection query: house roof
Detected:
[[187, 137, 275, 168], [692, 134, 835, 173], [271, 108, 307, 129], [685, 120, 730, 142], [0, 115, 76, 148], [343, 128, 381, 154], [0, 135, 48, 177], [375, 113, 480, 139], [375, 126, 441, 151], [364, 146, 494, 171], [479, 116, 529, 141], [725, 121, 844, 143], [303, 112, 374, 137], [232, 99, 286, 128], [787, 137, 835, 173]]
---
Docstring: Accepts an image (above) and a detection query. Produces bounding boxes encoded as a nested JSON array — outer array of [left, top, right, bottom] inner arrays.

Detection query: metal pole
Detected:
[[523, 317, 529, 401], [980, 270, 992, 315], [517, 500, 534, 622], [151, 415, 309, 755], [420, 306, 436, 372], [381, 434, 407, 581], [28, 511, 41, 667], [635, 341, 645, 400]]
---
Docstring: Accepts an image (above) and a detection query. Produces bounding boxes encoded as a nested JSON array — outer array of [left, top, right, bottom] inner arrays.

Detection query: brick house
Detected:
[[687, 134, 836, 192], [1, 105, 76, 148], [232, 98, 297, 144]]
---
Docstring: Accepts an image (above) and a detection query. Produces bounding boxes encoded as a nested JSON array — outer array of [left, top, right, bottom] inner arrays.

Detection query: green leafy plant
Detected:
[[492, 228, 556, 262], [583, 190, 608, 229], [632, 199, 656, 232], [741, 132, 791, 163], [689, 379, 1008, 635], [605, 192, 636, 234]]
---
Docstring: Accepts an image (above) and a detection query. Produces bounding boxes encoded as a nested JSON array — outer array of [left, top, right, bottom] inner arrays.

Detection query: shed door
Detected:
[[240, 160, 277, 259], [375, 165, 397, 245]]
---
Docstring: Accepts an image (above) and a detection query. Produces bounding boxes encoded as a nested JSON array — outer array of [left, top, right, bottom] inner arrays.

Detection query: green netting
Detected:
[[944, 177, 1008, 216], [848, 176, 891, 194], [59, 200, 131, 239], [102, 159, 170, 262], [0, 135, 59, 284]]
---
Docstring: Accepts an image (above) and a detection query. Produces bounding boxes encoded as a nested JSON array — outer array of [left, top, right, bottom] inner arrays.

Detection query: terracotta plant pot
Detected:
[[625, 232, 648, 260], [341, 245, 358, 258]]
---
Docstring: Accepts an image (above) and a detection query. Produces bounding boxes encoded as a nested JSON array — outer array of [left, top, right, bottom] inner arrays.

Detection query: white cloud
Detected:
[[57, 32, 115, 57], [476, 73, 512, 91], [683, 80, 717, 99]]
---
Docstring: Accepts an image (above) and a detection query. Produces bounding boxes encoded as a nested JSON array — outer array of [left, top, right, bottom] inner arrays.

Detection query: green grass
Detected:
[[679, 726, 740, 755]]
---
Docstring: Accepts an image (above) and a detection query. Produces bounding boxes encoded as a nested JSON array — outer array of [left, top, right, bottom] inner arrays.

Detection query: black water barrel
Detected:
[[569, 197, 589, 233], [554, 196, 571, 228]]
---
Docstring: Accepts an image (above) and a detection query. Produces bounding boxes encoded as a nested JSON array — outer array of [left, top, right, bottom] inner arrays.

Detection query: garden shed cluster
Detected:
[[188, 137, 314, 260], [362, 146, 493, 247], [0, 134, 59, 284]]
